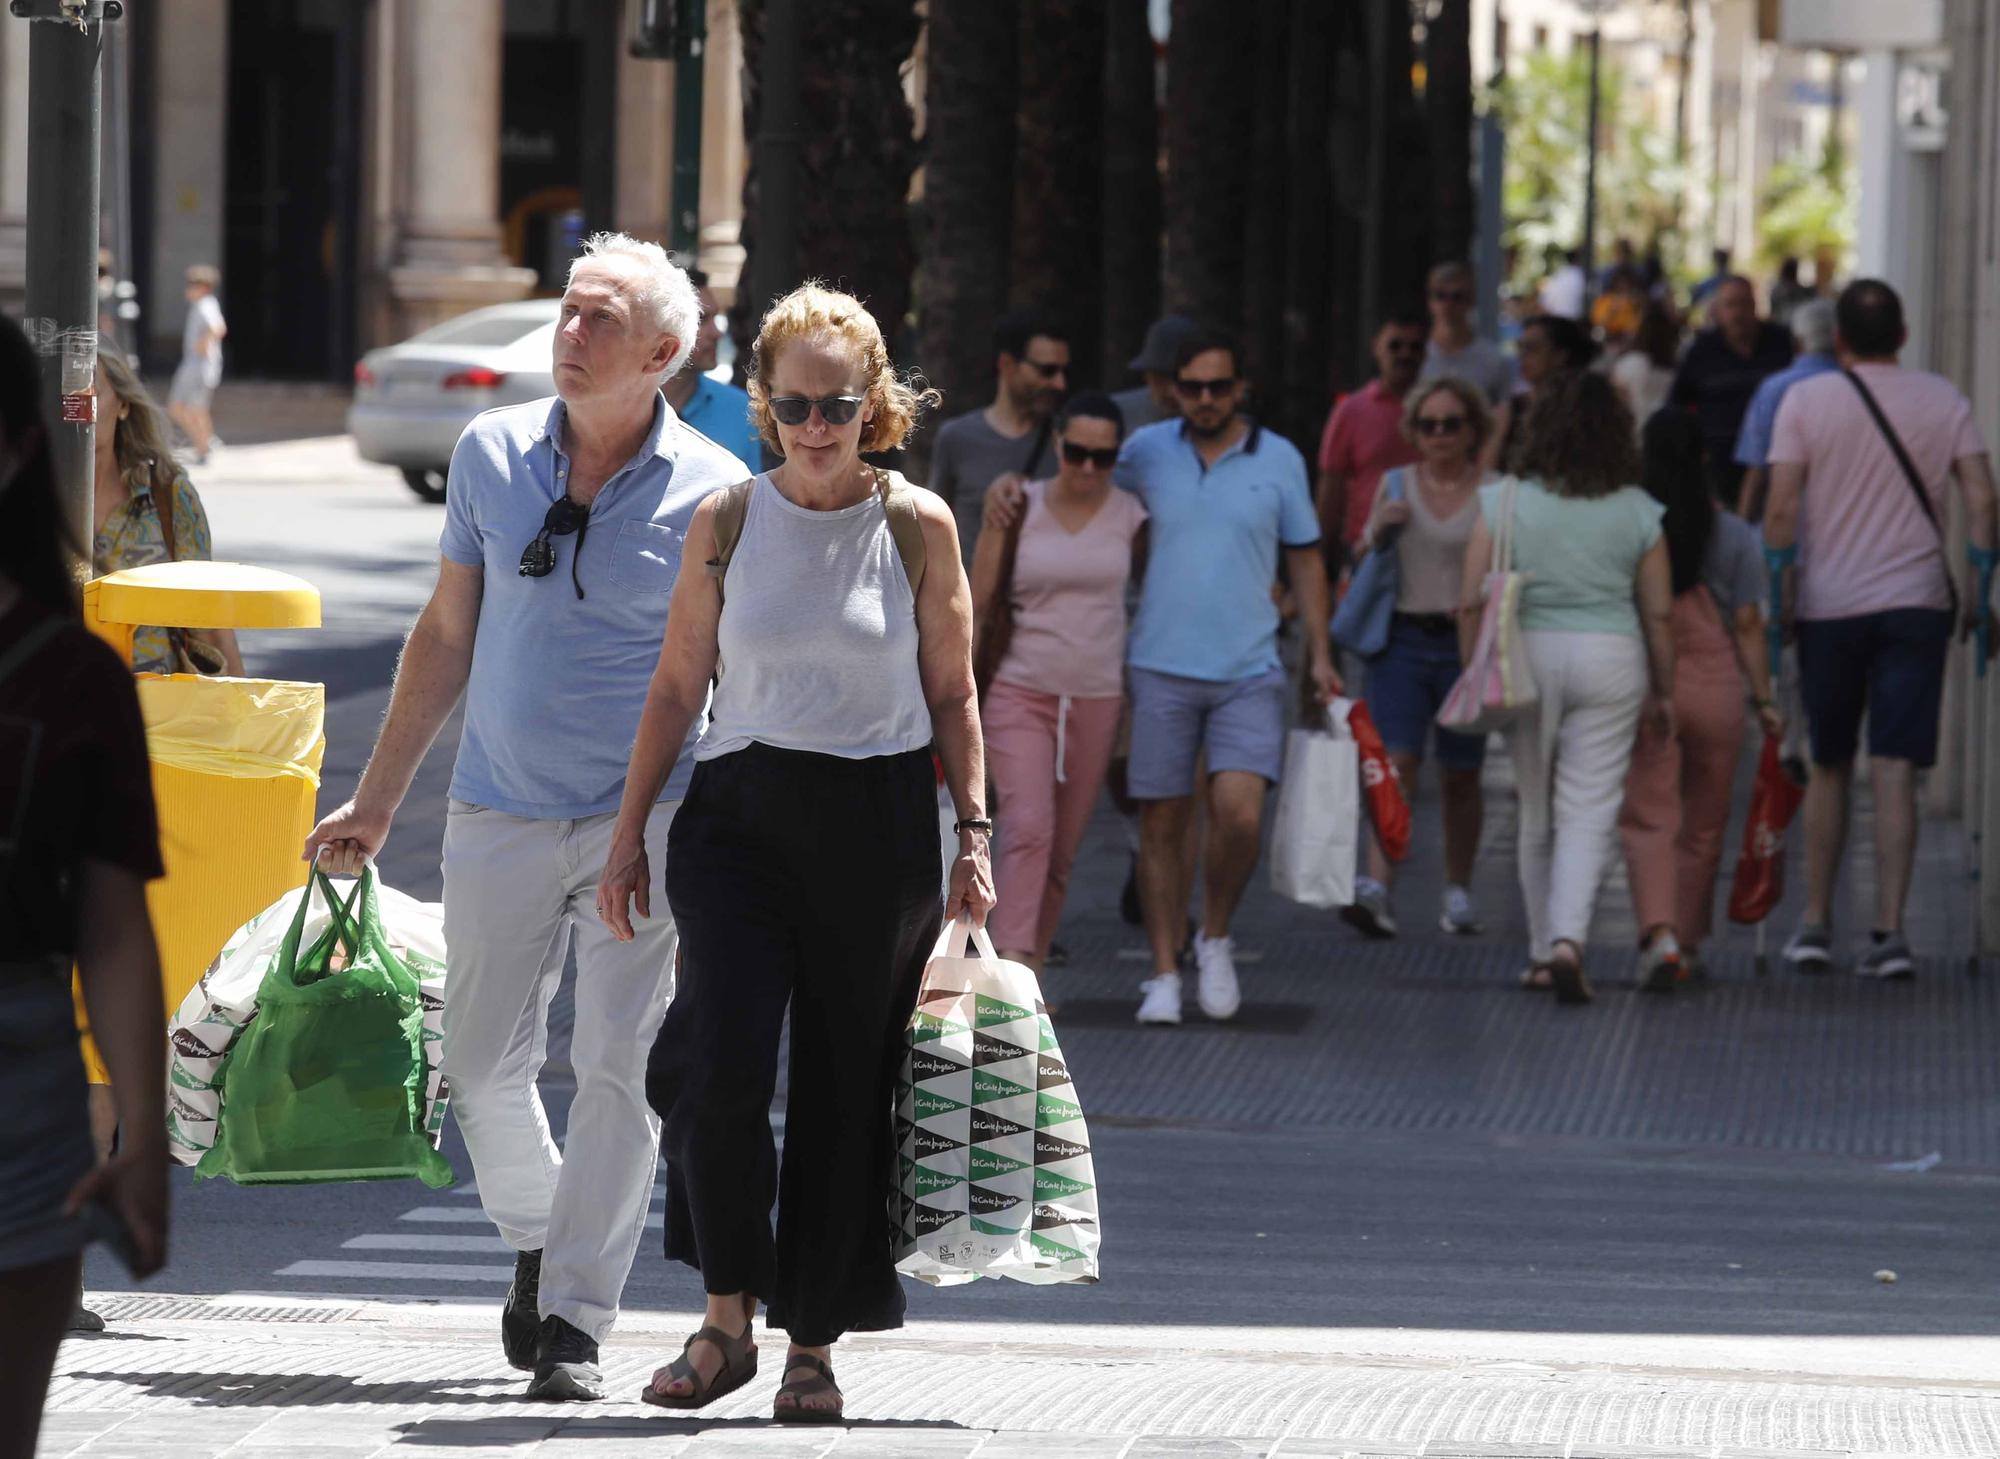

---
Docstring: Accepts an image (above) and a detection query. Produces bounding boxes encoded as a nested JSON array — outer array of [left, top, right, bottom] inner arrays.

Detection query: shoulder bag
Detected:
[[1330, 468, 1405, 659], [1437, 475, 1538, 734]]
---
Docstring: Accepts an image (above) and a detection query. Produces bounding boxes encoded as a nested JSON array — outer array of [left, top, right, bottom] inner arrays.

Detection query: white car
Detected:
[[348, 301, 560, 502]]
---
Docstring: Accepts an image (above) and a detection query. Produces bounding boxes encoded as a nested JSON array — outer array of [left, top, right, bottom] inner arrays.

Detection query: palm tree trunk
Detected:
[[1099, 0, 1161, 386], [1427, 0, 1475, 265], [1163, 0, 1256, 329], [1241, 5, 1293, 432], [1280, 0, 1340, 444], [916, 0, 1018, 432], [1011, 0, 1106, 381]]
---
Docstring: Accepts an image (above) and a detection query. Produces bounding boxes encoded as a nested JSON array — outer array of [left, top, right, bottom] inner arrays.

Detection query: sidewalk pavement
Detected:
[[49, 440, 1997, 1458]]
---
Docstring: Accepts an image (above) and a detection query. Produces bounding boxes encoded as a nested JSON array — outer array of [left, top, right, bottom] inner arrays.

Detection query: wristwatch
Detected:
[[954, 817, 993, 836]]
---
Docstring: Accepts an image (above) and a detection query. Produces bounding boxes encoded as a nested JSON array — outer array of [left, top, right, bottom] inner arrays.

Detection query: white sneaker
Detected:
[[1135, 972, 1183, 1025], [1193, 933, 1242, 1021], [1439, 885, 1480, 936]]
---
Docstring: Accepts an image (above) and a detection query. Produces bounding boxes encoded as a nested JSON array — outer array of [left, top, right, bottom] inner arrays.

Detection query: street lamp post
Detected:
[[1577, 0, 1617, 306], [12, 0, 118, 567]]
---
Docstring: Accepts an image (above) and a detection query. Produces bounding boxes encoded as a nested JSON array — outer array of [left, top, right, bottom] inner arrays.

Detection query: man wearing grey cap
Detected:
[[1113, 315, 1200, 432]]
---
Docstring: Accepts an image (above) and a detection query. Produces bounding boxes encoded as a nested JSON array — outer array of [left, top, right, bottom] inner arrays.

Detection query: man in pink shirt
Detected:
[[1316, 310, 1426, 574], [1764, 279, 1999, 979]]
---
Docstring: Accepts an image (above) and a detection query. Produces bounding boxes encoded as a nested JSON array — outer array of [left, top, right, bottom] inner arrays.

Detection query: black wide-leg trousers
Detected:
[[647, 741, 943, 1345]]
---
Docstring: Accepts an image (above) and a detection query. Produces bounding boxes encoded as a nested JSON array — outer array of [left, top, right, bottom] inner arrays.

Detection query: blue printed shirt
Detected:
[[1734, 351, 1839, 468], [1116, 418, 1321, 683], [438, 393, 744, 818], [678, 374, 764, 476]]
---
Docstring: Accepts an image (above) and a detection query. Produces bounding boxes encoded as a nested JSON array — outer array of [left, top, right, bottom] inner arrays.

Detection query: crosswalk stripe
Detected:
[[342, 1233, 513, 1253], [398, 1206, 665, 1229], [275, 1259, 514, 1282]]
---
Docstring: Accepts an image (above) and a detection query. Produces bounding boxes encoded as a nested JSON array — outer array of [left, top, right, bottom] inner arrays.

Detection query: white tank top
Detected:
[[696, 473, 934, 761]]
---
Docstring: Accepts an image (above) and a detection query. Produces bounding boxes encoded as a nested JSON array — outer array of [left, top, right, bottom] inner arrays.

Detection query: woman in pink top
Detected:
[[971, 394, 1148, 975]]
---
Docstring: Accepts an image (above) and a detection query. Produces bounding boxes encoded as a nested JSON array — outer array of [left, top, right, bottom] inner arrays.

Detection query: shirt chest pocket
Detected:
[[610, 519, 683, 594]]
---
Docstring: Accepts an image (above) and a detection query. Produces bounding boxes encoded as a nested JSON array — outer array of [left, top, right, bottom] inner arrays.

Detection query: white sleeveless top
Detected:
[[696, 473, 934, 761]]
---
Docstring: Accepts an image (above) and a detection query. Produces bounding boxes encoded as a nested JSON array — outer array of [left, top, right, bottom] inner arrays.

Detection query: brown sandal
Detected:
[[772, 1352, 843, 1425], [639, 1320, 758, 1410]]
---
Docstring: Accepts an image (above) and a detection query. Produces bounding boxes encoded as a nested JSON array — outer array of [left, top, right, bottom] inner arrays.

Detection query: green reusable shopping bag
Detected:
[[195, 868, 453, 1188]]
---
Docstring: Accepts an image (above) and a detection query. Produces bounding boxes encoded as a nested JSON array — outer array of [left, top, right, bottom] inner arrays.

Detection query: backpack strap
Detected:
[[153, 466, 180, 561], [874, 468, 927, 602], [701, 479, 757, 601]]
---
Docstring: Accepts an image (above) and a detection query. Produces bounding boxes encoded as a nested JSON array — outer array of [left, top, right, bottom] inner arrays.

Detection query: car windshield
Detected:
[[409, 312, 551, 349]]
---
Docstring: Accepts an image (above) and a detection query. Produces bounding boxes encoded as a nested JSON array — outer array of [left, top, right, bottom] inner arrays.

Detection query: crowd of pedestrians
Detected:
[[8, 222, 1999, 1449]]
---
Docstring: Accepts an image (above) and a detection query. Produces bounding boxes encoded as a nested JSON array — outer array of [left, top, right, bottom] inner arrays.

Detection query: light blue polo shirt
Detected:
[[678, 374, 764, 476], [1116, 418, 1321, 683], [439, 393, 744, 818], [1734, 351, 1838, 468]]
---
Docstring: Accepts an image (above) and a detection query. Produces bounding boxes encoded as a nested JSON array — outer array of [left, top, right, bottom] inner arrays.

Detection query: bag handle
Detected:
[[1488, 475, 1519, 578], [934, 913, 1000, 964], [276, 859, 369, 980], [1842, 368, 1959, 618]]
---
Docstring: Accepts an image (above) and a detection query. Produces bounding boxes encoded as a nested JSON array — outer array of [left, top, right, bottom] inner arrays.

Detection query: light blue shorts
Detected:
[[1126, 665, 1289, 799]]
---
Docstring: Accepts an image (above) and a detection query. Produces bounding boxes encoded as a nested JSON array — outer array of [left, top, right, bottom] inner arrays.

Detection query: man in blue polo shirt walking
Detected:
[[986, 329, 1338, 1025], [663, 268, 763, 474], [305, 234, 744, 1402]]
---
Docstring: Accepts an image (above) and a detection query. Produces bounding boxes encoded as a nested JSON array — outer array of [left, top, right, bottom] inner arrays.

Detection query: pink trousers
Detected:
[[1618, 588, 1747, 946], [983, 680, 1124, 957]]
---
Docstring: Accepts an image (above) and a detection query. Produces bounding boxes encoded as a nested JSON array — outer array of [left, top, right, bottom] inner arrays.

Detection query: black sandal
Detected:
[[639, 1320, 758, 1410], [772, 1352, 843, 1425], [1548, 947, 1593, 1005]]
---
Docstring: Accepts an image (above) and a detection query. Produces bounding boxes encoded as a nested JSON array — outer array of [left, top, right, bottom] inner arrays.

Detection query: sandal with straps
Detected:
[[772, 1352, 843, 1425], [639, 1319, 758, 1410]]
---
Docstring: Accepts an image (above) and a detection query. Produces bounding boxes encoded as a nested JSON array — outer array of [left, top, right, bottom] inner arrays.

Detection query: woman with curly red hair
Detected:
[[599, 282, 992, 1423]]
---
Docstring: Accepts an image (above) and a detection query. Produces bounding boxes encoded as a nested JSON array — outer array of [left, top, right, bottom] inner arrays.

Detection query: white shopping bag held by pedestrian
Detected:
[[894, 919, 1100, 1286], [1269, 697, 1361, 910]]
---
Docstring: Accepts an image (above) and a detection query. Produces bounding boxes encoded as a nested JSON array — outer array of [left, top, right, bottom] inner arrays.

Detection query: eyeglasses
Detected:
[[1023, 359, 1068, 380], [1060, 442, 1119, 469], [520, 495, 588, 599], [1174, 376, 1236, 399], [1430, 289, 1471, 304], [768, 394, 864, 427], [1415, 415, 1469, 436]]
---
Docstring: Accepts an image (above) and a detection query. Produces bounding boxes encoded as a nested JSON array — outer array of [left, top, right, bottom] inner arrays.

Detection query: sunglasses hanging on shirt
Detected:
[[520, 495, 589, 599]]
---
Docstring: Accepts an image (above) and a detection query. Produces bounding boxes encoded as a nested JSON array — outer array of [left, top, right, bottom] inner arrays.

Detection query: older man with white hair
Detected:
[[1734, 297, 1840, 522], [305, 233, 745, 1401]]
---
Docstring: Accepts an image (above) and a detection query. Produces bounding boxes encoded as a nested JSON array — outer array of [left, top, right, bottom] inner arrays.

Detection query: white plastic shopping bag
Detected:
[[1269, 697, 1361, 910], [166, 863, 453, 1165], [893, 919, 1100, 1286]]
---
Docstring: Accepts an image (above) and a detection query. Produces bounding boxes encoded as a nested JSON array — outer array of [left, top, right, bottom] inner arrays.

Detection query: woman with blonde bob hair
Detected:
[[599, 282, 992, 1424], [1344, 375, 1494, 940], [92, 349, 243, 676]]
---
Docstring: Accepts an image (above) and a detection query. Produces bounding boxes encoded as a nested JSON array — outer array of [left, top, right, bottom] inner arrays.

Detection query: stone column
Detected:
[[697, 0, 747, 303], [0, 12, 32, 316], [388, 0, 534, 333], [615, 26, 674, 246]]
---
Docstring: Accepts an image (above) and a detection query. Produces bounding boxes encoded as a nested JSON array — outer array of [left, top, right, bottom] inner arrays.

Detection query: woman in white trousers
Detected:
[[1459, 371, 1677, 1004]]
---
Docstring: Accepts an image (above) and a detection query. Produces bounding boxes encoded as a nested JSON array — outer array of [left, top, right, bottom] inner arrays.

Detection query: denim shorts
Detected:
[[1364, 616, 1488, 771], [1796, 608, 1953, 768], [1127, 665, 1289, 799], [0, 975, 94, 1273]]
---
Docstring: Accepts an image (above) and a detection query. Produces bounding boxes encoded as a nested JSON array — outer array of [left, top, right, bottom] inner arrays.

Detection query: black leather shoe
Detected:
[[527, 1314, 604, 1401], [501, 1249, 542, 1371]]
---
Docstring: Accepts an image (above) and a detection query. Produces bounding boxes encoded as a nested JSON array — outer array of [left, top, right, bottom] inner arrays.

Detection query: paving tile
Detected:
[[969, 1439, 1128, 1458], [1424, 1446, 1565, 1459]]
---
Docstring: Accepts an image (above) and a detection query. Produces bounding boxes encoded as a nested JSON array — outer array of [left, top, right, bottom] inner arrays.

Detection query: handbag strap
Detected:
[[153, 466, 180, 562], [1491, 476, 1519, 576], [1843, 368, 1958, 614]]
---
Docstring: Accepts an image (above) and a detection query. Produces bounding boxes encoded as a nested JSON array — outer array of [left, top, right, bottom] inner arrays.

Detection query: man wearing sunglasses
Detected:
[[303, 233, 746, 1403], [1317, 310, 1427, 575], [1420, 261, 1515, 410], [929, 309, 1069, 558]]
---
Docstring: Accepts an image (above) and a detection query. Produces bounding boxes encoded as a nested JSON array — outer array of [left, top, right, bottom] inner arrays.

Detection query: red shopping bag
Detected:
[[1727, 734, 1807, 925], [1346, 701, 1410, 863]]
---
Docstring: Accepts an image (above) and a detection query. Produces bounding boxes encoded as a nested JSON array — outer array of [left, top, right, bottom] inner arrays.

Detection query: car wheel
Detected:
[[402, 467, 448, 504]]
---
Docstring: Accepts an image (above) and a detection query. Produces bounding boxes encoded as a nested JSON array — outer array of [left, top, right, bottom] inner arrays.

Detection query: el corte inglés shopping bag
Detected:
[[1269, 698, 1361, 910], [894, 920, 1099, 1286], [193, 866, 452, 1187]]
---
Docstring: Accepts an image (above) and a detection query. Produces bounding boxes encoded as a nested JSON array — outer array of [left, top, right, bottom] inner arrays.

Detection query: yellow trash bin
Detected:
[[77, 561, 324, 1082]]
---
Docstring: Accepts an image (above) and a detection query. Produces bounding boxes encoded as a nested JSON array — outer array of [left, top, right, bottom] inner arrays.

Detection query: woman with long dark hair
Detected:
[[1460, 371, 1675, 1004], [1617, 411, 1781, 988], [0, 320, 168, 1457]]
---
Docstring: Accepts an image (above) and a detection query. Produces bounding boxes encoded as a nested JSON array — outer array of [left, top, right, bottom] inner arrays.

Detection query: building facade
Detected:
[[0, 0, 749, 379]]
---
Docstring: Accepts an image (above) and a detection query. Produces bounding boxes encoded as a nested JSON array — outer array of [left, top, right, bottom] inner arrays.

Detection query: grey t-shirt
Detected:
[[1701, 508, 1765, 618], [1110, 384, 1174, 433], [928, 408, 1057, 558], [1421, 336, 1514, 407]]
